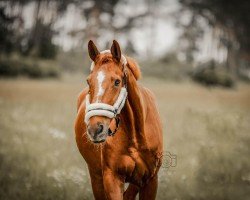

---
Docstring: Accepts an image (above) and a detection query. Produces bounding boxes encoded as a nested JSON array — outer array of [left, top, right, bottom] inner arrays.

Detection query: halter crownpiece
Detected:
[[85, 50, 128, 132]]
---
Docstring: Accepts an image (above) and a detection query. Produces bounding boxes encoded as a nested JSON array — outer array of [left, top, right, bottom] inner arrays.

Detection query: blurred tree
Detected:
[[37, 21, 57, 59], [178, 14, 203, 65], [0, 5, 16, 55], [21, 0, 61, 59], [69, 0, 149, 55], [179, 0, 250, 75], [0, 0, 32, 55], [0, 0, 71, 59]]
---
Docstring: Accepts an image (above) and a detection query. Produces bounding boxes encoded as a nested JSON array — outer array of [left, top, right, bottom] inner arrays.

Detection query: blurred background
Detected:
[[0, 0, 249, 199]]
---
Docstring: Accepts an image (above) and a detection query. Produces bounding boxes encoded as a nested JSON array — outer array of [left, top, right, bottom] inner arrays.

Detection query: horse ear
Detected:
[[111, 40, 121, 62], [88, 40, 100, 61]]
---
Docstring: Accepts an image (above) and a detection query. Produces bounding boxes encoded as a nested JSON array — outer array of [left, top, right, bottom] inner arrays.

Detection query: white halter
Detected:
[[85, 50, 128, 124]]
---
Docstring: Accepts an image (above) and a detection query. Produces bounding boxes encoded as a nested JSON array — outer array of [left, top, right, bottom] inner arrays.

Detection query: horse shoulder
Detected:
[[75, 88, 102, 168], [75, 88, 88, 153]]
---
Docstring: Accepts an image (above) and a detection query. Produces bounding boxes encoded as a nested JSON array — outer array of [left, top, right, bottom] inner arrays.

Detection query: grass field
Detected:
[[0, 75, 250, 200]]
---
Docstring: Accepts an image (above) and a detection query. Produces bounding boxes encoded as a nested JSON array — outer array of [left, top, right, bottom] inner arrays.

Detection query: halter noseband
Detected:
[[85, 50, 128, 136]]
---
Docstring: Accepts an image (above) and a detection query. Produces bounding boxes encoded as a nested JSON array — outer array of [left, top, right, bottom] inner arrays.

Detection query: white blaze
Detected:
[[96, 71, 105, 102]]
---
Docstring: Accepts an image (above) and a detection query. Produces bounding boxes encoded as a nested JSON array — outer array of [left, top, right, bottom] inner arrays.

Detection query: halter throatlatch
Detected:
[[85, 50, 128, 136]]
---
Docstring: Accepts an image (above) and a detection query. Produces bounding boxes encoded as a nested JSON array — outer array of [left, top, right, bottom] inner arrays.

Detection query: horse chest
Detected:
[[116, 149, 161, 187]]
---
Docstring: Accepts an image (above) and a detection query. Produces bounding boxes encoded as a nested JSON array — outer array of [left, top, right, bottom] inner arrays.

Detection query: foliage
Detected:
[[0, 56, 60, 78], [191, 60, 234, 87], [140, 52, 189, 81], [0, 1, 59, 59], [0, 5, 16, 54], [37, 23, 58, 59], [57, 50, 90, 73], [179, 0, 250, 74], [180, 0, 250, 53]]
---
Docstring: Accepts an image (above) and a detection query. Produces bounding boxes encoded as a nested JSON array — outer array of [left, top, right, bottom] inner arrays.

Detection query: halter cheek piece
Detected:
[[85, 50, 128, 136]]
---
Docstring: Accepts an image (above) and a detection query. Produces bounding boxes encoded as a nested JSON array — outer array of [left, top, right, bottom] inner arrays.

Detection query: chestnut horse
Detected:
[[75, 40, 163, 200]]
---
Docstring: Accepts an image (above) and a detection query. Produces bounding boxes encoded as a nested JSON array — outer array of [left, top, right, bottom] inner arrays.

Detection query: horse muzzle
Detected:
[[87, 121, 109, 143]]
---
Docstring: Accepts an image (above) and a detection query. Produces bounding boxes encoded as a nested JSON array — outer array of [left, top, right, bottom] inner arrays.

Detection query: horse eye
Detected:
[[86, 79, 90, 85], [114, 79, 120, 86]]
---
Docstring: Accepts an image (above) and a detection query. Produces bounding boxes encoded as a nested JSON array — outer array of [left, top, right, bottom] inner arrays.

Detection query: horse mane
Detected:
[[126, 56, 141, 80]]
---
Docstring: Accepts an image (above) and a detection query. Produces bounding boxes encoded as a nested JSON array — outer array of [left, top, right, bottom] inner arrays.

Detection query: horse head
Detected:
[[85, 40, 128, 143]]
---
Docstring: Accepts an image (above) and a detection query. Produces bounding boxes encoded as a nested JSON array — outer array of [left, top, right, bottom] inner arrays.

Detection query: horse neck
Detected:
[[121, 69, 148, 149]]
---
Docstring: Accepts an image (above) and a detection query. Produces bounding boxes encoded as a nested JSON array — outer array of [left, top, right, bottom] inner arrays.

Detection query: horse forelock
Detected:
[[91, 53, 141, 81], [92, 54, 114, 69]]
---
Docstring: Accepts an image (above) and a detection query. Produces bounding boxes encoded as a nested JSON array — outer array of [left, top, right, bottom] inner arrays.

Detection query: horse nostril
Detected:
[[87, 123, 104, 137], [96, 124, 103, 134]]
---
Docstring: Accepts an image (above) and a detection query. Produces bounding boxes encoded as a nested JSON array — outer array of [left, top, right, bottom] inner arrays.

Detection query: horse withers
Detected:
[[75, 40, 163, 200]]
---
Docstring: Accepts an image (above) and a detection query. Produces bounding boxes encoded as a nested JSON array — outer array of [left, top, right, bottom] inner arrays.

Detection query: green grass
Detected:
[[0, 75, 250, 199]]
